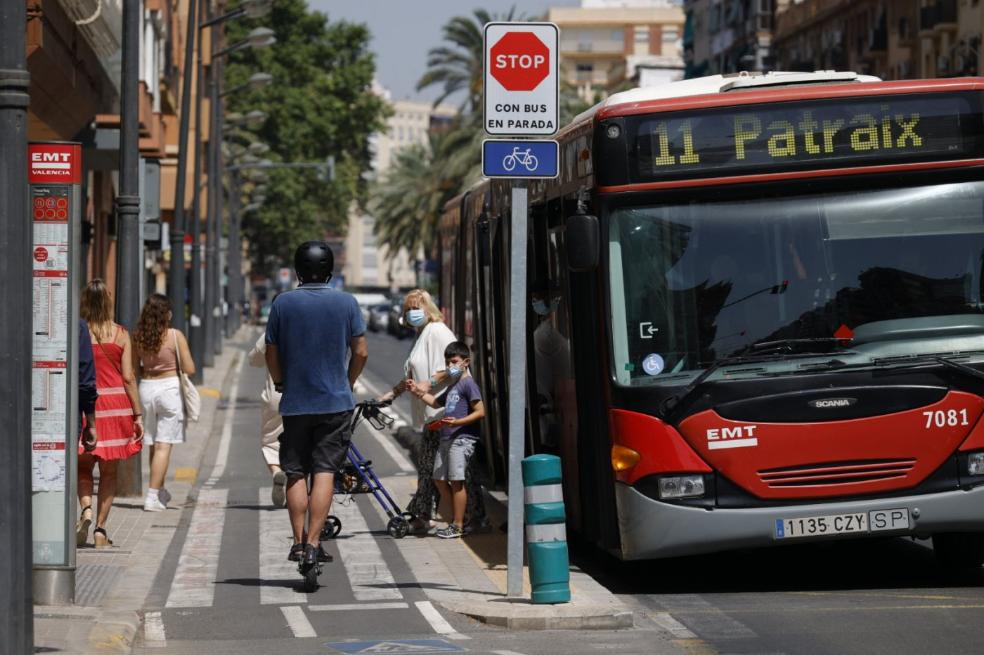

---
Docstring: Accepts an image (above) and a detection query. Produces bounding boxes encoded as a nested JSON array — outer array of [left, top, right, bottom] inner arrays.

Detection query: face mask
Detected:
[[447, 365, 463, 379], [406, 308, 427, 327], [532, 297, 559, 316]]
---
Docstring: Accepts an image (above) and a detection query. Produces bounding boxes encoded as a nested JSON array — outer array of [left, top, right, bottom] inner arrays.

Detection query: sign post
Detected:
[[29, 141, 82, 604], [484, 21, 558, 599]]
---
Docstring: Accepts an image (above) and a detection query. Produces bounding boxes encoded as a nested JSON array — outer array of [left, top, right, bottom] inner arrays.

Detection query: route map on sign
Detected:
[[484, 22, 558, 136]]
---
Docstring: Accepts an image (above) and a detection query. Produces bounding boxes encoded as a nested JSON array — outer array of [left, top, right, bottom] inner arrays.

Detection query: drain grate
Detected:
[[76, 564, 123, 606]]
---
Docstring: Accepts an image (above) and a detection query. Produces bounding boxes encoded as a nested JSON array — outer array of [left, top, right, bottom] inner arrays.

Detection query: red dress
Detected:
[[79, 325, 141, 460]]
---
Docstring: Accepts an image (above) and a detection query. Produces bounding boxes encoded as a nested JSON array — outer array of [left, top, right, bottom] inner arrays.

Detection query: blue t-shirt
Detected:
[[435, 376, 482, 441], [265, 284, 366, 416]]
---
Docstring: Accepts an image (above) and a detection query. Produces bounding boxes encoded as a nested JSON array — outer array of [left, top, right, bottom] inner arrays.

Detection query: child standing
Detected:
[[413, 341, 485, 539]]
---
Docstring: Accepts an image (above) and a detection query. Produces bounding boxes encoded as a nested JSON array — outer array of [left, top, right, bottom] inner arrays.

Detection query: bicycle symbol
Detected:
[[502, 147, 539, 173]]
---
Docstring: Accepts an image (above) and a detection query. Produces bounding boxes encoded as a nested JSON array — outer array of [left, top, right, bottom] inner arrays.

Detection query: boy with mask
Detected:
[[410, 341, 485, 539]]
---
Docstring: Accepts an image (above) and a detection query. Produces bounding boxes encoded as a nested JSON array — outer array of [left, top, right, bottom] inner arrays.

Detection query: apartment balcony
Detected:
[[935, 0, 957, 32], [560, 38, 625, 56], [920, 5, 937, 34]]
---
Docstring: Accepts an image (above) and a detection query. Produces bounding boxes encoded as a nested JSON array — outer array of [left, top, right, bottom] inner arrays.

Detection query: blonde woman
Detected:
[[379, 289, 483, 531], [133, 294, 195, 511], [77, 280, 144, 547]]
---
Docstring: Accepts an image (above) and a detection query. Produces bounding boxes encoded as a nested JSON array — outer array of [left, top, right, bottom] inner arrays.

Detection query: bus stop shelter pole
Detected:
[[507, 180, 528, 597]]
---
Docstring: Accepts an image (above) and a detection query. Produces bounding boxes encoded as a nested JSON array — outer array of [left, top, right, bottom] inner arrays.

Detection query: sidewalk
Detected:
[[33, 327, 255, 655], [370, 445, 635, 630]]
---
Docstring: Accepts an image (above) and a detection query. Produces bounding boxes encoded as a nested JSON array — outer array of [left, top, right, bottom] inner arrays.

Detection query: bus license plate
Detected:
[[775, 508, 909, 539]]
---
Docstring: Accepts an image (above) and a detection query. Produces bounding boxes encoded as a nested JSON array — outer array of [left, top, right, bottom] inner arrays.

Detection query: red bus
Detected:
[[439, 71, 984, 567]]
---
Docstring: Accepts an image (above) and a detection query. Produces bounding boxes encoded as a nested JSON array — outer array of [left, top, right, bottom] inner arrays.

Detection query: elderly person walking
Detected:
[[77, 280, 144, 547], [379, 289, 486, 532], [248, 332, 287, 506]]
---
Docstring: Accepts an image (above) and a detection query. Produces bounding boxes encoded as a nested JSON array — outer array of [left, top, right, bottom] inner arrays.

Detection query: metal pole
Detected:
[[0, 0, 33, 648], [115, 0, 144, 496], [205, 16, 221, 359], [507, 180, 528, 597], [188, 0, 205, 383], [227, 167, 242, 338], [169, 0, 198, 334]]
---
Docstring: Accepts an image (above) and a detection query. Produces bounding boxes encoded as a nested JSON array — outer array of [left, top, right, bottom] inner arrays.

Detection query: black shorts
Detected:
[[279, 411, 353, 478]]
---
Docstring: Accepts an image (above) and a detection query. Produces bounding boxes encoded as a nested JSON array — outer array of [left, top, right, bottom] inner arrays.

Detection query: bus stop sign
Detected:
[[484, 22, 558, 136]]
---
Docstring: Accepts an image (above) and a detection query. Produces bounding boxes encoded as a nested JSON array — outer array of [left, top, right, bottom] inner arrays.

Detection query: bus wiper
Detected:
[[659, 348, 852, 420], [935, 356, 984, 384], [746, 337, 854, 354]]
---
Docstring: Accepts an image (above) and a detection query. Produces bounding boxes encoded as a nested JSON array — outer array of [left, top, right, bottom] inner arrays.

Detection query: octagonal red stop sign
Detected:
[[490, 32, 550, 91]]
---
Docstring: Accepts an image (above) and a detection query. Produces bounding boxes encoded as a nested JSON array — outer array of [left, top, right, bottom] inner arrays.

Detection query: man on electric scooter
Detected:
[[265, 241, 369, 571]]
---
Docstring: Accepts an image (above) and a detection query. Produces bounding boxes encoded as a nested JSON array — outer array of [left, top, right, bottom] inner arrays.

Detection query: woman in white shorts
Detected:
[[132, 294, 196, 512]]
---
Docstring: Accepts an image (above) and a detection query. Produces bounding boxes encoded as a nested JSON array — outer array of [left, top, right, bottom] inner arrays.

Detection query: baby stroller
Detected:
[[321, 400, 415, 540]]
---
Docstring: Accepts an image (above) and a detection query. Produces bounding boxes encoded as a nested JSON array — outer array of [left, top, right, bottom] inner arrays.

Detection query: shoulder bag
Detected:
[[173, 329, 201, 422]]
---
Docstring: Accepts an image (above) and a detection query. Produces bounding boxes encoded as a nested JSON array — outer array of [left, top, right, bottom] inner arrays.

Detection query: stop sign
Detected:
[[490, 32, 550, 91]]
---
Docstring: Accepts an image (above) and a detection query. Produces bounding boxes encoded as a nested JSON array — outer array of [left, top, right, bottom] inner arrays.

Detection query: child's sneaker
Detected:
[[271, 470, 287, 507], [436, 524, 463, 539], [143, 497, 167, 512], [158, 487, 172, 506]]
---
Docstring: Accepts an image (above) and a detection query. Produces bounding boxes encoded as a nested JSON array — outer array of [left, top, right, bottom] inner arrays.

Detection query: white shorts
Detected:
[[140, 377, 185, 444]]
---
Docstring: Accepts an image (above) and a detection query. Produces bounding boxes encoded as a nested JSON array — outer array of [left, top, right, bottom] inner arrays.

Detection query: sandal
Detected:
[[93, 527, 113, 549], [76, 506, 92, 547]]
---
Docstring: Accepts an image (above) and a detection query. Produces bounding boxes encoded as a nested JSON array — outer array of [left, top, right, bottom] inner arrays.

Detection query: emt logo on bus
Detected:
[[618, 93, 984, 184]]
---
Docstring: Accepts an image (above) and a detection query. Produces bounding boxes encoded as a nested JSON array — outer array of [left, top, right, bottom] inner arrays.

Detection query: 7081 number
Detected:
[[922, 409, 969, 429]]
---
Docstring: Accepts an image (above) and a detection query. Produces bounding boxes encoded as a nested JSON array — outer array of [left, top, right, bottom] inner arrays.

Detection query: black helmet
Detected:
[[294, 241, 333, 284]]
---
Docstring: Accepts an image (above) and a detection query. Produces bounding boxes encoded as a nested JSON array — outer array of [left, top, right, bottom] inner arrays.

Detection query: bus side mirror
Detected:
[[567, 214, 599, 272]]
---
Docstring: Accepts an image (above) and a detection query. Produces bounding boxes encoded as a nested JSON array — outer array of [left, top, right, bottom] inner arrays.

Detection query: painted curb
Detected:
[[437, 599, 634, 630]]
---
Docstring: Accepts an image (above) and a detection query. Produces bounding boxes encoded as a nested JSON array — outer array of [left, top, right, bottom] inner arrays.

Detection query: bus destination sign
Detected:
[[619, 93, 984, 184]]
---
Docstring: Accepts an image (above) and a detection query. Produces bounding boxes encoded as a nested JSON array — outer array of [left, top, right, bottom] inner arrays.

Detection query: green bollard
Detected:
[[522, 454, 571, 604]]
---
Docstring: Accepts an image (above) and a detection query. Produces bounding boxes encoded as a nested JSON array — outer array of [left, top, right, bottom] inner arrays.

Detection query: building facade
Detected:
[[684, 0, 788, 77], [342, 94, 456, 291], [772, 0, 981, 80], [549, 0, 685, 102]]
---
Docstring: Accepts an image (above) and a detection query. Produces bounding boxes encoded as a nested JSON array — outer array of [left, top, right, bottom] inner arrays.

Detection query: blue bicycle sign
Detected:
[[483, 139, 558, 179]]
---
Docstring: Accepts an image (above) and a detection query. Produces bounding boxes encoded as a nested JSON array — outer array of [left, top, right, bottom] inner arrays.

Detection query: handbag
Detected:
[[173, 329, 201, 422]]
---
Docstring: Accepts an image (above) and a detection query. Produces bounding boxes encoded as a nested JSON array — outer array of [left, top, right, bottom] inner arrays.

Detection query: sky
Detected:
[[310, 0, 580, 103]]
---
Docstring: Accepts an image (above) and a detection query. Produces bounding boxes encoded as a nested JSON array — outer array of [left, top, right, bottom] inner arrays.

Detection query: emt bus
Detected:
[[439, 71, 984, 567]]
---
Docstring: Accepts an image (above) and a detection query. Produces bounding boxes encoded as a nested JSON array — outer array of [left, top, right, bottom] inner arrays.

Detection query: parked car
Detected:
[[351, 292, 388, 325], [387, 297, 415, 339], [367, 303, 390, 332]]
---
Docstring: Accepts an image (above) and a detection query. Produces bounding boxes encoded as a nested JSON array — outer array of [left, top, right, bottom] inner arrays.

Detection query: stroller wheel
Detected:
[[387, 516, 409, 539], [321, 515, 342, 540], [400, 511, 416, 523]]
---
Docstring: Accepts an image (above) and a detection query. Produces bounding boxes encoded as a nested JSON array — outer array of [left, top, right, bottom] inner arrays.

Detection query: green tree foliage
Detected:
[[372, 9, 589, 260], [224, 0, 389, 273]]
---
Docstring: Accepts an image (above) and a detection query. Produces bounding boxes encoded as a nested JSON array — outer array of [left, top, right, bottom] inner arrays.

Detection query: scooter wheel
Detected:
[[302, 564, 319, 592], [321, 516, 342, 540], [387, 516, 409, 539]]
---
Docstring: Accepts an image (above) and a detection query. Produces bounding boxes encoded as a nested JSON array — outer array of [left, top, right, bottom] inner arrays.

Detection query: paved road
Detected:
[[133, 330, 679, 655]]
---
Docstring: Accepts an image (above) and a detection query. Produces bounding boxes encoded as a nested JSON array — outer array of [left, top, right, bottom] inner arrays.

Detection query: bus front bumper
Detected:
[[615, 482, 984, 560]]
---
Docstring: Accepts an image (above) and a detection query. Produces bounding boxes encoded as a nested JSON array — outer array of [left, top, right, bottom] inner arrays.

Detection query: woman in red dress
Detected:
[[77, 280, 144, 548]]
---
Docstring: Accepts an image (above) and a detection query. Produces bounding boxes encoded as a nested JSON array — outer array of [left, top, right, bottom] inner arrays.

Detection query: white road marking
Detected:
[[143, 611, 166, 647], [280, 605, 317, 638], [359, 421, 414, 473], [204, 354, 245, 486], [650, 612, 697, 639], [332, 498, 403, 601], [309, 602, 409, 611], [492, 651, 528, 655], [414, 600, 471, 641], [165, 488, 228, 608], [259, 487, 306, 605]]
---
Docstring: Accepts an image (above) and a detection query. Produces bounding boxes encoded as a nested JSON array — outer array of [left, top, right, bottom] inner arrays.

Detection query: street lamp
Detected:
[[248, 141, 270, 156], [199, 12, 275, 360], [220, 72, 273, 98]]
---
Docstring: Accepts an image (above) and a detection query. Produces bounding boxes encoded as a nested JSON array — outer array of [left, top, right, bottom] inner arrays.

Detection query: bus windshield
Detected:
[[608, 180, 984, 386]]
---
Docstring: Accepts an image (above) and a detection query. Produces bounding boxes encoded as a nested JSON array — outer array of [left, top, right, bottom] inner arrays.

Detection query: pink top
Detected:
[[141, 328, 178, 374]]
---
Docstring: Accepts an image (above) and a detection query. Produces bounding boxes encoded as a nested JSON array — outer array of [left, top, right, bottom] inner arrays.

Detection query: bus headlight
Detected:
[[658, 475, 706, 499], [968, 452, 984, 476]]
